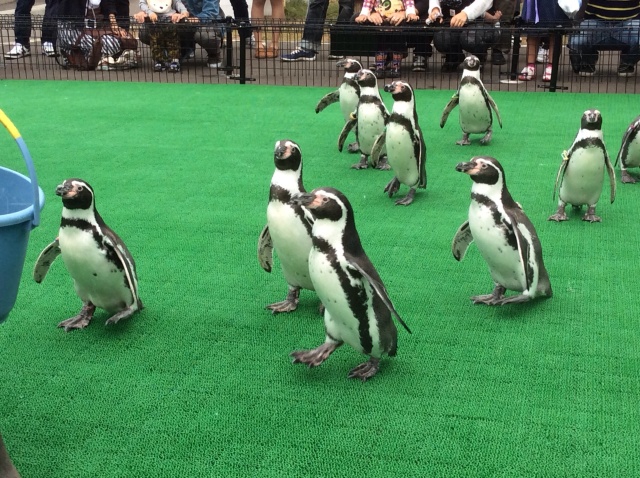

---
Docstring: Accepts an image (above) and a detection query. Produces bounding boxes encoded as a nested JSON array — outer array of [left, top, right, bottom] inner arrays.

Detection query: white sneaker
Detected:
[[4, 43, 31, 59], [42, 41, 55, 57], [536, 46, 548, 64]]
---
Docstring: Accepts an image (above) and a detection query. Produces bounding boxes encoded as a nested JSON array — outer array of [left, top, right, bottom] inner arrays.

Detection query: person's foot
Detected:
[[412, 55, 426, 72], [42, 41, 56, 57], [153, 61, 166, 72], [578, 64, 596, 77], [4, 42, 30, 59], [328, 54, 345, 60], [168, 59, 180, 73], [618, 63, 635, 77], [518, 63, 535, 81], [491, 49, 506, 66], [280, 48, 316, 62], [207, 56, 222, 68], [536, 46, 548, 64], [542, 63, 553, 82]]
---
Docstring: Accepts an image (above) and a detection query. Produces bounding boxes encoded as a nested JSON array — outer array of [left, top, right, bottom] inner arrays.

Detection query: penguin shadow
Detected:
[[472, 297, 553, 320]]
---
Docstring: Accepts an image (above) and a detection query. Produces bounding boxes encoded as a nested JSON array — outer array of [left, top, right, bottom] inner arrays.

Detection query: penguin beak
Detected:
[[455, 161, 477, 175], [383, 83, 394, 93], [336, 59, 347, 68], [275, 144, 288, 159], [55, 183, 72, 197], [292, 192, 316, 208]]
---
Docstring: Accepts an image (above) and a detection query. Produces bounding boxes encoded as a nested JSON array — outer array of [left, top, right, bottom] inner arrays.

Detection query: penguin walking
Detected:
[[316, 58, 362, 154], [453, 157, 552, 305], [440, 55, 502, 146], [548, 109, 616, 223], [258, 140, 316, 314], [615, 114, 640, 184], [371, 80, 427, 205], [290, 187, 411, 381], [338, 69, 390, 170], [33, 179, 143, 331]]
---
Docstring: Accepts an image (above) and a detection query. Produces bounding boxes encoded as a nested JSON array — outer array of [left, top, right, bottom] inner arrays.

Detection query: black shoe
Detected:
[[374, 67, 386, 79], [618, 63, 635, 77], [153, 62, 165, 72], [492, 50, 506, 66], [578, 64, 596, 77]]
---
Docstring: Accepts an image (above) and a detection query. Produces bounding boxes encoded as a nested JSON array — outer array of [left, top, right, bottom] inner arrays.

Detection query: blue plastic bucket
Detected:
[[0, 109, 45, 324]]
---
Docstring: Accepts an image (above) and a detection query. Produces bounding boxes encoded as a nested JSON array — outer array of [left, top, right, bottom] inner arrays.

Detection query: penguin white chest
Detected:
[[357, 102, 386, 154], [386, 122, 419, 187], [339, 84, 359, 122], [459, 84, 491, 134], [59, 227, 133, 312], [267, 202, 314, 290], [560, 147, 606, 206], [308, 250, 367, 353], [469, 202, 526, 292]]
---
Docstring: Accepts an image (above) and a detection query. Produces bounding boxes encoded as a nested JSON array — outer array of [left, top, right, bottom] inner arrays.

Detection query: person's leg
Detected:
[[336, 0, 354, 23], [300, 0, 330, 52], [616, 19, 640, 70], [434, 28, 464, 71], [567, 19, 600, 73], [251, 0, 266, 48], [461, 24, 499, 64], [518, 36, 538, 80], [194, 24, 223, 64], [268, 0, 284, 53], [14, 0, 36, 48], [41, 0, 60, 46]]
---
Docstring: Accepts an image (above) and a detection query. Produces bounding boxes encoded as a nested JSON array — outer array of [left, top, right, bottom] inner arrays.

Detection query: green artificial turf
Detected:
[[0, 80, 639, 477]]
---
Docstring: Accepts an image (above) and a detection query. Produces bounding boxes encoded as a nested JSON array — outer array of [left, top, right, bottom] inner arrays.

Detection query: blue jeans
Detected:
[[569, 19, 640, 68], [299, 0, 354, 52], [14, 0, 36, 46]]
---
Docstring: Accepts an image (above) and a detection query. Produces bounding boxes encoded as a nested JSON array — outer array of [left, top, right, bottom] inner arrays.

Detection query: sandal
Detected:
[[542, 63, 553, 82], [255, 43, 267, 59], [265, 45, 279, 59], [518, 63, 535, 81]]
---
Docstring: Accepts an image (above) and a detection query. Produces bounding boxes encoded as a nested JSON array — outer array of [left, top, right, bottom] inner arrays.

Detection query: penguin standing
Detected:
[[549, 109, 616, 223], [290, 187, 411, 381], [452, 157, 552, 305], [338, 69, 390, 170], [33, 179, 143, 331], [615, 114, 640, 184], [258, 140, 316, 314], [440, 55, 502, 146], [315, 58, 362, 154], [371, 80, 427, 205]]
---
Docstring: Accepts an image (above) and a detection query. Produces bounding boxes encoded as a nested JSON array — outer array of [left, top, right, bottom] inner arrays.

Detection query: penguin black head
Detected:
[[581, 109, 602, 131], [355, 69, 378, 88], [462, 55, 481, 72], [455, 156, 505, 186], [56, 178, 95, 210], [293, 187, 354, 223], [384, 81, 414, 102], [337, 58, 362, 73], [273, 139, 302, 172]]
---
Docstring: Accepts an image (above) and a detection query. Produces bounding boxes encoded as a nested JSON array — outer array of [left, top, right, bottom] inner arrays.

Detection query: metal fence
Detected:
[[1, 15, 639, 93]]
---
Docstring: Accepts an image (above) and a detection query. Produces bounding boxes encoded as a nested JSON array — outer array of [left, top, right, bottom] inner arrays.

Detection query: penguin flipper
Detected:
[[452, 221, 473, 261], [103, 233, 141, 307], [338, 117, 357, 152], [440, 94, 459, 128], [315, 90, 340, 114], [257, 225, 273, 273], [33, 238, 61, 283], [487, 94, 502, 128], [370, 131, 386, 166], [345, 258, 411, 334], [416, 130, 427, 189], [513, 221, 534, 295], [552, 152, 569, 201], [605, 153, 617, 203]]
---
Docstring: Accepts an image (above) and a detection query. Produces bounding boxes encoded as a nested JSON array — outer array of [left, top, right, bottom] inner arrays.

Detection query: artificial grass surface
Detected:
[[0, 80, 639, 477]]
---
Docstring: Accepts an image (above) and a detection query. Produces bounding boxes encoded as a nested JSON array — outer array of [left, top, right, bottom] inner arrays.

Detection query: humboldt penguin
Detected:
[[33, 179, 143, 331], [315, 58, 362, 153], [549, 109, 616, 222], [440, 55, 502, 145], [615, 114, 640, 183], [338, 69, 390, 170], [290, 187, 411, 381], [453, 157, 552, 305]]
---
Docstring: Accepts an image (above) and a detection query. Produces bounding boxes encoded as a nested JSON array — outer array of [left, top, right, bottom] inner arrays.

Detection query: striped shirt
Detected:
[[585, 0, 640, 20]]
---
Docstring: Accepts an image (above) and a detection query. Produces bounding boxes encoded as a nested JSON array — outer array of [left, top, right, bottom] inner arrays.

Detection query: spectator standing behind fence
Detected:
[[252, 0, 284, 58], [3, 0, 58, 59], [135, 0, 190, 72], [568, 0, 640, 77], [354, 0, 419, 77], [517, 1, 570, 81], [280, 0, 355, 61], [489, 0, 517, 65], [427, 0, 499, 72]]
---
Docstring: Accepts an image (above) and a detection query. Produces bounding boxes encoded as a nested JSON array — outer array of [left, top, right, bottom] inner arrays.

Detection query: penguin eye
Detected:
[[480, 163, 488, 170], [77, 185, 84, 192], [321, 196, 329, 204]]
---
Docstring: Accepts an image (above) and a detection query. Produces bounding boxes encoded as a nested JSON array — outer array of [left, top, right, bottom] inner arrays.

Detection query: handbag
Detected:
[[558, 0, 581, 19]]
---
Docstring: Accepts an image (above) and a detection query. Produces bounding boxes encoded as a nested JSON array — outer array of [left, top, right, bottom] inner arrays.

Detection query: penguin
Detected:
[[371, 80, 427, 205], [615, 114, 640, 184], [338, 69, 390, 170], [33, 179, 143, 331], [549, 109, 616, 223], [289, 187, 411, 381], [315, 58, 362, 154], [257, 139, 315, 314], [452, 156, 552, 305], [440, 55, 502, 146]]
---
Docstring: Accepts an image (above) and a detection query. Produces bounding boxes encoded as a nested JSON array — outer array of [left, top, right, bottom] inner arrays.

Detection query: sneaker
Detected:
[[153, 61, 166, 72], [42, 41, 55, 57], [207, 56, 222, 68], [412, 55, 426, 72], [536, 46, 548, 64], [96, 57, 115, 70], [181, 48, 195, 61], [4, 42, 30, 59], [618, 63, 635, 77], [491, 49, 506, 66], [542, 63, 553, 82], [328, 54, 345, 60], [578, 64, 596, 77], [168, 60, 180, 73], [246, 34, 256, 48], [280, 48, 316, 62], [518, 63, 535, 81]]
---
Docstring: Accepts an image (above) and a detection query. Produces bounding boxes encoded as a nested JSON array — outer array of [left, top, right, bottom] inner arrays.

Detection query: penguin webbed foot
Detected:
[[347, 357, 380, 381], [347, 142, 360, 154], [471, 285, 506, 305], [58, 303, 96, 331], [266, 288, 300, 314], [456, 133, 471, 146], [493, 294, 531, 305], [548, 206, 569, 222], [395, 188, 416, 206], [384, 177, 401, 197], [375, 155, 391, 170], [479, 129, 493, 145], [105, 305, 138, 326], [582, 207, 602, 223], [351, 155, 369, 170], [290, 342, 341, 368], [621, 170, 638, 183]]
